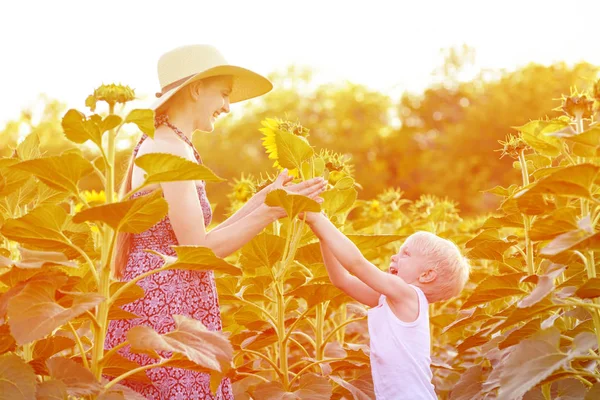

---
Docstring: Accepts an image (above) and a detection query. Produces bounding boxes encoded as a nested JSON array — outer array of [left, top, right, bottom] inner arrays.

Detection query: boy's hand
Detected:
[[299, 211, 325, 226]]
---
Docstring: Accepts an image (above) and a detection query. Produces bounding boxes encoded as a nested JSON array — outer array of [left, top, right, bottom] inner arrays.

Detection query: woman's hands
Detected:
[[261, 169, 327, 219]]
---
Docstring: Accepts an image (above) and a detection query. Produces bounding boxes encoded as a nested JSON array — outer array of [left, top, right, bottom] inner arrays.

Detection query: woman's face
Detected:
[[192, 76, 233, 132]]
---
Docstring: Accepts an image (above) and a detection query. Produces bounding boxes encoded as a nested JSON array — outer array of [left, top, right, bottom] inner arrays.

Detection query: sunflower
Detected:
[[259, 118, 311, 170]]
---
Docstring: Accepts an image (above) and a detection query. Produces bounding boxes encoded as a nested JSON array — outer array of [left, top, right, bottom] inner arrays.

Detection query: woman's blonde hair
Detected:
[[113, 151, 136, 278], [406, 231, 470, 303]]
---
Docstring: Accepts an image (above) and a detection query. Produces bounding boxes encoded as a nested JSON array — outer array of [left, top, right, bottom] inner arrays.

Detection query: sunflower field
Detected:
[[2, 71, 600, 400]]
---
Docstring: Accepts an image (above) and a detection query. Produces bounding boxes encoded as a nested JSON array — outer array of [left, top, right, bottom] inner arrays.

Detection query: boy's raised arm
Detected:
[[320, 241, 380, 307], [307, 212, 413, 303]]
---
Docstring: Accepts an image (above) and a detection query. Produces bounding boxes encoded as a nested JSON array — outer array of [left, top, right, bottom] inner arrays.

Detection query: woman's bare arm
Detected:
[[149, 138, 323, 258]]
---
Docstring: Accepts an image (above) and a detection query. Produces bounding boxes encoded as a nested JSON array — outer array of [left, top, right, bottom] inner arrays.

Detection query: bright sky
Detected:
[[1, 0, 599, 130]]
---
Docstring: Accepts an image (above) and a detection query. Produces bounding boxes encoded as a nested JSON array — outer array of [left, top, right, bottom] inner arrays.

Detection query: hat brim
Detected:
[[150, 65, 273, 110]]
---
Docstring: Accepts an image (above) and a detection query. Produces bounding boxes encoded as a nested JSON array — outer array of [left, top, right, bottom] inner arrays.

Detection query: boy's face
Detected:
[[389, 239, 430, 284]]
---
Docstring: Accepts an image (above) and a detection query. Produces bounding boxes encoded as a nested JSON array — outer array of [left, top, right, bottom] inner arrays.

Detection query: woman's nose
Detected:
[[222, 98, 230, 114]]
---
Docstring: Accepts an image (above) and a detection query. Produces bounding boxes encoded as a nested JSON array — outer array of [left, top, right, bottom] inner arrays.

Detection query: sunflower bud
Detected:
[[497, 134, 529, 159], [559, 89, 594, 119], [89, 84, 136, 110], [277, 120, 310, 138], [320, 149, 353, 176]]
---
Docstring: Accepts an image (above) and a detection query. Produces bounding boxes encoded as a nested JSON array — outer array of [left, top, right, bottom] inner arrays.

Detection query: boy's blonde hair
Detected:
[[405, 231, 470, 303]]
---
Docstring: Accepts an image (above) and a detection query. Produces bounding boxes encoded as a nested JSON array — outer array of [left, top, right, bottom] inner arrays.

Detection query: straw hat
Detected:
[[151, 44, 273, 110]]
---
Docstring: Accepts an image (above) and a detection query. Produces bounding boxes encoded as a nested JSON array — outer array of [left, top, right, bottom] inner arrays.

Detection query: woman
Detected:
[[105, 44, 326, 399]]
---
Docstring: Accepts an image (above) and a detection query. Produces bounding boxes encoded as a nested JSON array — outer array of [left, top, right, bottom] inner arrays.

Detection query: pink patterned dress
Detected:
[[105, 115, 234, 400]]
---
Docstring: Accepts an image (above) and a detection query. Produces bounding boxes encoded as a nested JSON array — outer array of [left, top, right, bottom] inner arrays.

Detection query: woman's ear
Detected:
[[419, 269, 437, 283], [188, 80, 204, 101]]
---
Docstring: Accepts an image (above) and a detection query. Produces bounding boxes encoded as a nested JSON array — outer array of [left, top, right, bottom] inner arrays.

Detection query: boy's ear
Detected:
[[419, 269, 437, 283]]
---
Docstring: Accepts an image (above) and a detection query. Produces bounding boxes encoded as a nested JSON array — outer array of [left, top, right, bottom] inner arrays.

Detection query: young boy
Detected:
[[304, 212, 470, 400]]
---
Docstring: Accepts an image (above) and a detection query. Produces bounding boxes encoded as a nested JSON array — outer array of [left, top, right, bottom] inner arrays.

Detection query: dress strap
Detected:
[[154, 114, 204, 164]]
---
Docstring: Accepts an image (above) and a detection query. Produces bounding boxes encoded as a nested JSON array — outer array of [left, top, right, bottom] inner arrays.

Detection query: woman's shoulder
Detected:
[[135, 128, 195, 161]]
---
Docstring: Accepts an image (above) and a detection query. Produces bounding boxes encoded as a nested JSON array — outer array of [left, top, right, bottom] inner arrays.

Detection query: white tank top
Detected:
[[367, 285, 437, 399]]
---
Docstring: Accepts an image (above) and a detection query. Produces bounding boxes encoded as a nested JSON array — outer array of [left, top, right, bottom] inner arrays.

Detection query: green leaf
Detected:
[[443, 307, 492, 333], [585, 383, 600, 400], [35, 380, 69, 400], [0, 204, 71, 250], [322, 188, 357, 216], [160, 246, 242, 276], [295, 242, 324, 266], [447, 365, 488, 400], [7, 272, 104, 345], [253, 373, 332, 400], [125, 109, 155, 137], [0, 247, 78, 269], [301, 157, 326, 180], [461, 272, 527, 309], [287, 281, 343, 308], [497, 327, 596, 400], [346, 234, 404, 258], [109, 281, 145, 308], [513, 164, 600, 201], [530, 207, 579, 241], [33, 336, 76, 360], [240, 232, 286, 272], [46, 357, 102, 396], [540, 229, 600, 257], [274, 129, 314, 169], [0, 353, 37, 400], [61, 109, 103, 147], [127, 315, 232, 373], [563, 126, 600, 147], [518, 264, 566, 308], [9, 153, 95, 195], [526, 154, 552, 170], [521, 133, 562, 156], [135, 153, 225, 186], [0, 159, 31, 198], [2, 175, 37, 213], [16, 132, 41, 161], [498, 318, 542, 350], [265, 189, 320, 220], [498, 297, 560, 331], [501, 191, 556, 216], [334, 176, 354, 190], [464, 229, 517, 261], [515, 119, 568, 157], [481, 185, 518, 198], [313, 157, 325, 177], [514, 119, 570, 136], [574, 277, 600, 299], [329, 374, 374, 400], [34, 183, 70, 208], [572, 143, 600, 158], [99, 114, 123, 133], [73, 188, 169, 234], [482, 214, 524, 229], [99, 351, 153, 385]]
